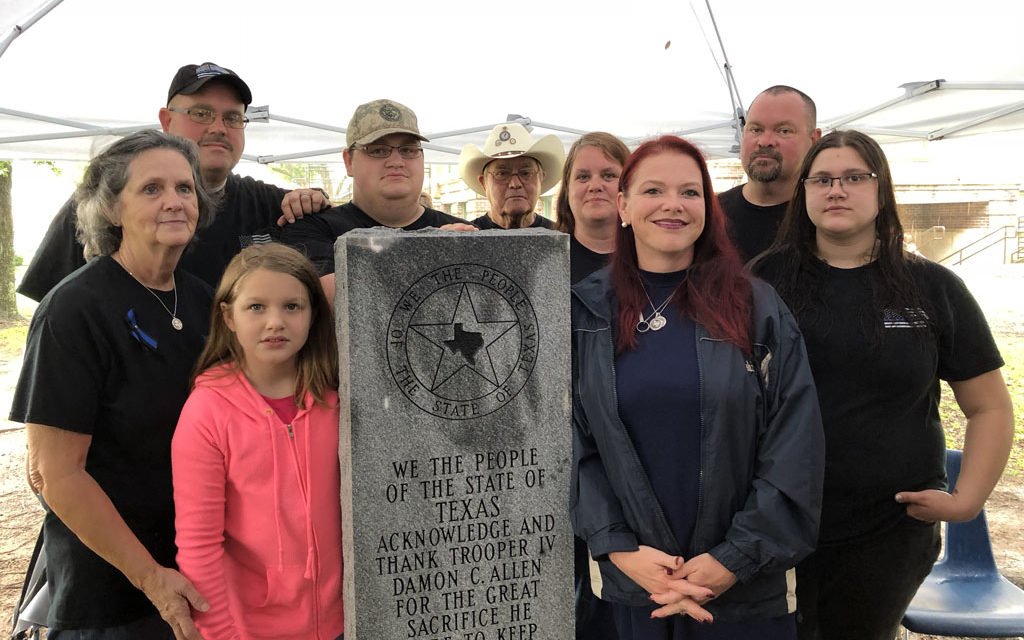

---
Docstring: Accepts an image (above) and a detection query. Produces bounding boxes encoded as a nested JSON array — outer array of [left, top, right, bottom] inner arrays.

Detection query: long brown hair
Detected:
[[555, 132, 630, 234], [192, 243, 338, 405], [612, 136, 751, 354]]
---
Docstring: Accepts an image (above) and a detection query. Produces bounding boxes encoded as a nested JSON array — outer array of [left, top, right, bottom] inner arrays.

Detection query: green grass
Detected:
[[940, 333, 1024, 475]]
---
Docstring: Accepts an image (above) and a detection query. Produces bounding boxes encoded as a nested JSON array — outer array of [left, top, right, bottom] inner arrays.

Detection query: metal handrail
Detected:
[[937, 226, 1016, 265], [1017, 217, 1024, 260]]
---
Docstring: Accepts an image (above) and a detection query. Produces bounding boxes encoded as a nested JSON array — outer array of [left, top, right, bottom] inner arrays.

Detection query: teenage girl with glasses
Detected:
[[751, 129, 1013, 640]]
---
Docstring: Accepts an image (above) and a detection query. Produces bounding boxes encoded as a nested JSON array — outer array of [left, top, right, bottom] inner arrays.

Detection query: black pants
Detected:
[[47, 614, 174, 639], [795, 517, 940, 640], [575, 535, 619, 639]]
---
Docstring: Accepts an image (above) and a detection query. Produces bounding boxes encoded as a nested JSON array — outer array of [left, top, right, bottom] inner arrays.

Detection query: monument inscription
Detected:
[[336, 229, 572, 640]]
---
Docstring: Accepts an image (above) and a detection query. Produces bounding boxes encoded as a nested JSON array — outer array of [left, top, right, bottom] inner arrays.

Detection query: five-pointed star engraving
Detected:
[[410, 284, 518, 389]]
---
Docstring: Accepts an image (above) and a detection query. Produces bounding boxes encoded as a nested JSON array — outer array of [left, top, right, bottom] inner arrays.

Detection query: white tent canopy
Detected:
[[2, 0, 1024, 165]]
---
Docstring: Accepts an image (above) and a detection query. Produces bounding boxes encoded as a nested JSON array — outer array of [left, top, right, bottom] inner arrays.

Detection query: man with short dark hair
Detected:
[[19, 62, 328, 299], [281, 99, 470, 281], [718, 85, 822, 262], [458, 123, 565, 230]]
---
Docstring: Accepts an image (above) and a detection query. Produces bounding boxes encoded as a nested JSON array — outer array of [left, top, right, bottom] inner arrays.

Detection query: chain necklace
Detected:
[[635, 280, 681, 333], [121, 262, 182, 331]]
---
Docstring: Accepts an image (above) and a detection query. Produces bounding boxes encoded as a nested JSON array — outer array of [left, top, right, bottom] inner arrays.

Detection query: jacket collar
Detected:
[[571, 265, 615, 327]]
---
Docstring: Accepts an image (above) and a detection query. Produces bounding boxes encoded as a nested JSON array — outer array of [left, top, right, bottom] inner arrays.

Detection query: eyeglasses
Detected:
[[351, 143, 424, 159], [803, 172, 877, 190], [168, 106, 249, 129], [486, 167, 539, 183]]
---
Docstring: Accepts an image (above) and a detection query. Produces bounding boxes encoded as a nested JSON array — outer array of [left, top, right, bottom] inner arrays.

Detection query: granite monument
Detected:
[[336, 228, 573, 640]]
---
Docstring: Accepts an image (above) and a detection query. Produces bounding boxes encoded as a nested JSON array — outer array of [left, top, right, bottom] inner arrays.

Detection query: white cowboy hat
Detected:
[[458, 123, 566, 197]]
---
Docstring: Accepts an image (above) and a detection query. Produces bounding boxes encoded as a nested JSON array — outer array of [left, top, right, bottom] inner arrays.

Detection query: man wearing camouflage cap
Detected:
[[282, 98, 470, 277]]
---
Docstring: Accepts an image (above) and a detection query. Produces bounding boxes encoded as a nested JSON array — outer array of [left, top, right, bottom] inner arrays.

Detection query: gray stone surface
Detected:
[[336, 228, 572, 640]]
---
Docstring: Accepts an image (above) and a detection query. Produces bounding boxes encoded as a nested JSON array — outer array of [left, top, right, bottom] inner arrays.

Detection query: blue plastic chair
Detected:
[[902, 449, 1024, 637]]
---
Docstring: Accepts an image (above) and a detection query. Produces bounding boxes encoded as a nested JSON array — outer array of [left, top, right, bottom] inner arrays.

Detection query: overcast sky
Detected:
[[2, 0, 1023, 255], [3, 0, 1023, 134]]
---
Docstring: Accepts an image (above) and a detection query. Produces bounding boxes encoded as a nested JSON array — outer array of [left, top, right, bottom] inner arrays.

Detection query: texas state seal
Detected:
[[386, 263, 539, 420]]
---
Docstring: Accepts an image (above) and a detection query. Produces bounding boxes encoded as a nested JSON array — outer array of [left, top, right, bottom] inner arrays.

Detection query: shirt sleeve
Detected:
[[9, 291, 105, 431], [929, 264, 1004, 382], [172, 390, 241, 640], [569, 339, 638, 558], [280, 213, 341, 276], [17, 198, 87, 302]]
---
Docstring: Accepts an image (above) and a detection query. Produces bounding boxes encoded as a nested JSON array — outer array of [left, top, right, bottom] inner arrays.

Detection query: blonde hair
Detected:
[[192, 243, 338, 405]]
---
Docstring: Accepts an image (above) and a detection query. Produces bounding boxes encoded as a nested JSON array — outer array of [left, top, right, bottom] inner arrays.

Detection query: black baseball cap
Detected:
[[167, 62, 252, 106]]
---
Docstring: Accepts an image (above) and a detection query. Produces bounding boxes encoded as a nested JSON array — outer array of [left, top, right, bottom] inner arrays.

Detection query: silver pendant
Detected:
[[171, 317, 183, 331], [636, 312, 650, 333], [649, 314, 667, 331]]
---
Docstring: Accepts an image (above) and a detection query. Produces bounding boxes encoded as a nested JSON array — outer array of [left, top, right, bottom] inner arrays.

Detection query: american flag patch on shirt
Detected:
[[883, 307, 929, 329], [239, 233, 273, 248]]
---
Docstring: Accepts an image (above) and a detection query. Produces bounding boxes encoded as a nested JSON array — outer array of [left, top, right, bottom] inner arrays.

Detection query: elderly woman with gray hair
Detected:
[[10, 130, 215, 640]]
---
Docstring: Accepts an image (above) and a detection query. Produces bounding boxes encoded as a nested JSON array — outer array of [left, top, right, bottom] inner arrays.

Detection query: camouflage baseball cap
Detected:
[[346, 99, 428, 147]]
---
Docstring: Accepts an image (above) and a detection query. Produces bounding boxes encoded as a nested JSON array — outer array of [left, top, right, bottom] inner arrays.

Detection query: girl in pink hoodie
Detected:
[[172, 243, 343, 640]]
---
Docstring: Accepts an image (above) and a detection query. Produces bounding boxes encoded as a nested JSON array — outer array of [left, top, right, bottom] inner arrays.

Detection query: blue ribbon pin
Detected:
[[125, 308, 158, 351]]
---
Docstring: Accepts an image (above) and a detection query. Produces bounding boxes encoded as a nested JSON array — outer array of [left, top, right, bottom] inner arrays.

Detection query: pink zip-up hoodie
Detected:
[[172, 364, 343, 640]]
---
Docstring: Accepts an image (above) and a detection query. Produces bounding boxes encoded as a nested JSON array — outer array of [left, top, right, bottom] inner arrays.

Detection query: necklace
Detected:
[[121, 262, 182, 331], [636, 280, 681, 333]]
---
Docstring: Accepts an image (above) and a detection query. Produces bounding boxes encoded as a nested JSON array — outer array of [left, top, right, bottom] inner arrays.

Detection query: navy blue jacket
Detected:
[[570, 267, 824, 622]]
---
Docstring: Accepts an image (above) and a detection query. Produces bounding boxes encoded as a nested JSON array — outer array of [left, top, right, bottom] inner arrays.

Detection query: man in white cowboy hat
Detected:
[[459, 123, 565, 230]]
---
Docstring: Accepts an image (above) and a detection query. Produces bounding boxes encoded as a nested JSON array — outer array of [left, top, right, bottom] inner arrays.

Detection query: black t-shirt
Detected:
[[17, 173, 289, 300], [281, 201, 465, 275], [570, 236, 610, 285], [717, 185, 788, 264], [471, 214, 554, 230], [9, 257, 213, 629], [753, 255, 1003, 543], [178, 173, 290, 285]]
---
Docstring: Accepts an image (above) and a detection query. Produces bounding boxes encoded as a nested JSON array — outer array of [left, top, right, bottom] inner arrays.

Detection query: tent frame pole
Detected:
[[0, 0, 66, 60]]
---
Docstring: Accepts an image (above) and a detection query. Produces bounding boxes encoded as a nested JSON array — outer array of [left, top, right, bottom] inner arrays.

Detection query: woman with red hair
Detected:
[[571, 136, 824, 638]]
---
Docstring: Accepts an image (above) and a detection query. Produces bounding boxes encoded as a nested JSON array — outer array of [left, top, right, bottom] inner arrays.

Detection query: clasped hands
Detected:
[[609, 545, 737, 623]]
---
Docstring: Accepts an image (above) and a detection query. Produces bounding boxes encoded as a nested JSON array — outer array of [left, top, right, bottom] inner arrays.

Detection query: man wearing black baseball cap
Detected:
[[159, 62, 253, 191], [18, 61, 329, 298], [166, 62, 253, 106]]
